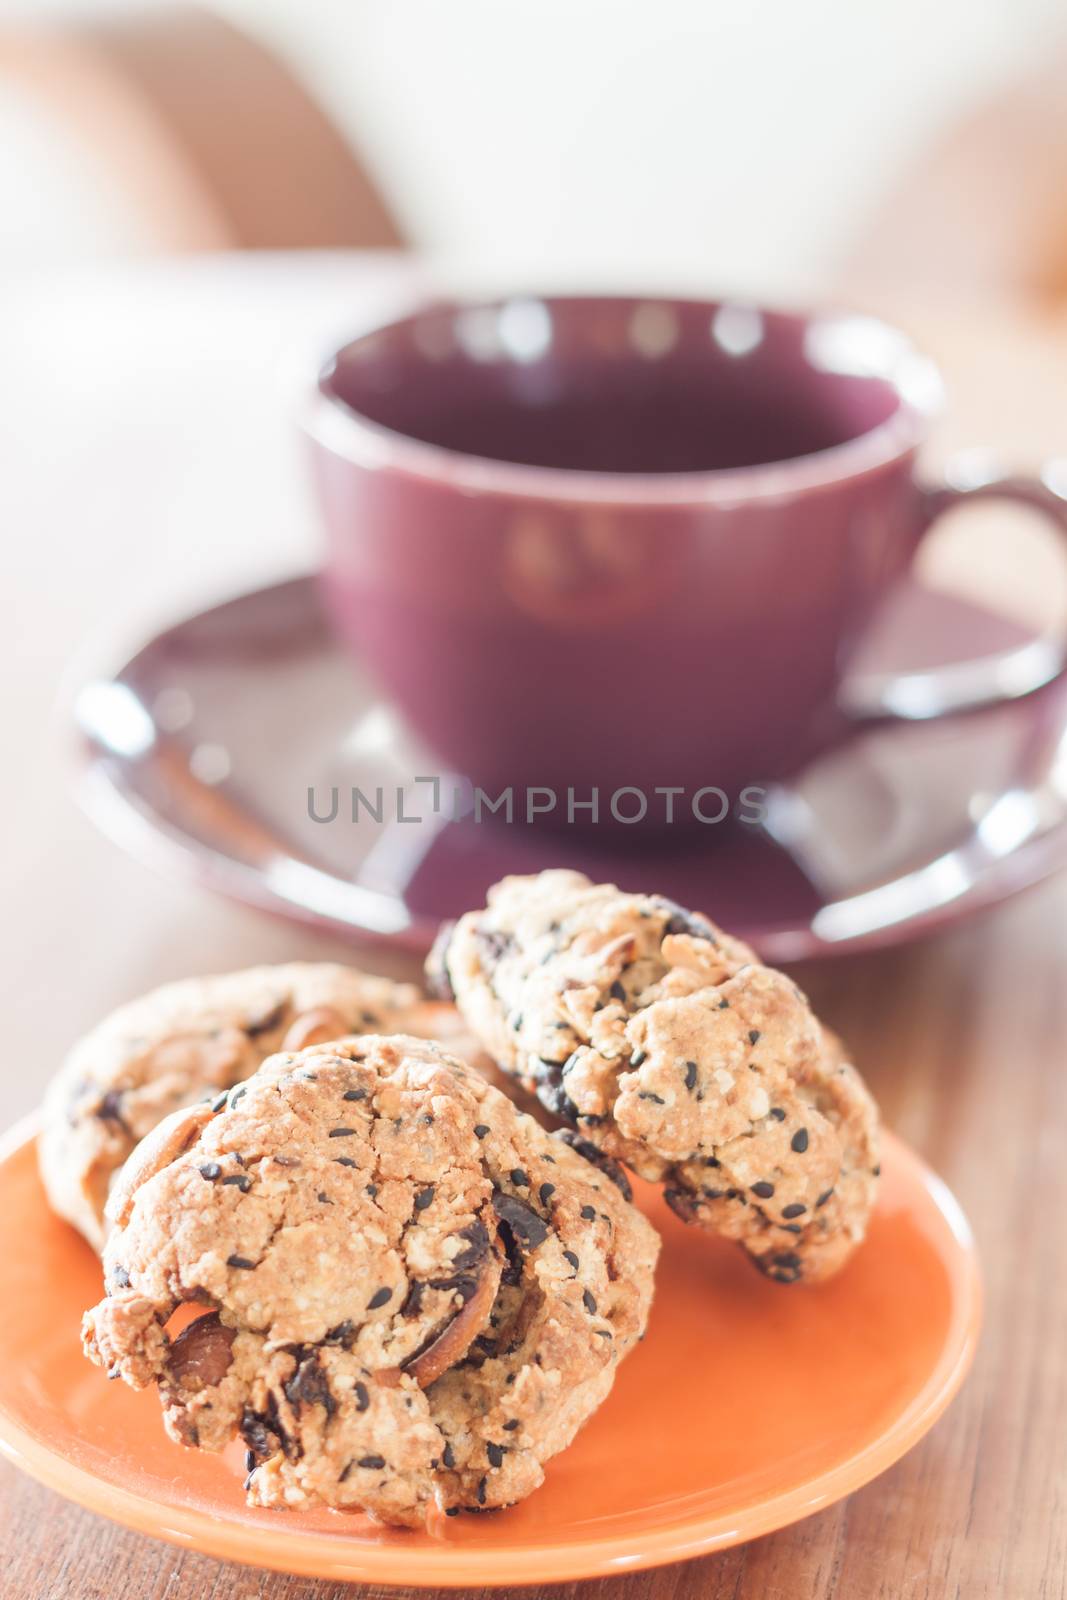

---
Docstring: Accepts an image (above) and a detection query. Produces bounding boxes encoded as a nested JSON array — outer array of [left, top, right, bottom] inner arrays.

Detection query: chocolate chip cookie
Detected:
[[41, 963, 469, 1250], [430, 870, 879, 1284], [82, 1034, 658, 1526]]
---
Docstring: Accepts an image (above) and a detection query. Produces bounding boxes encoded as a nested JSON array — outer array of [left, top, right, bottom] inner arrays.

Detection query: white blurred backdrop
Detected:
[[0, 0, 1063, 296]]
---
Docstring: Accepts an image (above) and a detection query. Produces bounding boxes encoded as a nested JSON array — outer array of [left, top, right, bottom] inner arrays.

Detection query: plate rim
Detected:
[[0, 1115, 981, 1587]]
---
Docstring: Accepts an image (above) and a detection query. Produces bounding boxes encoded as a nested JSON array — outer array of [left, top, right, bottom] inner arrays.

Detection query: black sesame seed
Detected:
[[486, 1442, 505, 1468], [751, 1181, 775, 1199], [414, 1186, 435, 1212], [325, 1319, 356, 1347], [477, 1477, 487, 1505], [539, 1182, 555, 1207], [343, 1088, 367, 1102], [503, 1418, 520, 1431], [580, 1205, 596, 1221], [367, 1286, 392, 1309], [366, 1183, 378, 1198], [816, 1187, 834, 1207], [227, 1255, 255, 1270], [718, 998, 730, 1009], [229, 1087, 247, 1107], [329, 1127, 356, 1138], [748, 1029, 761, 1046], [630, 1048, 647, 1067], [582, 1289, 597, 1315], [769, 1107, 787, 1121], [510, 1169, 529, 1188], [657, 900, 719, 942], [609, 980, 626, 1002], [782, 1202, 807, 1219], [334, 1156, 357, 1168], [210, 1094, 228, 1113], [317, 1191, 332, 1204], [199, 1162, 222, 1180], [221, 1174, 251, 1192], [638, 1091, 665, 1104], [358, 1454, 386, 1470], [245, 1449, 255, 1474], [445, 1506, 460, 1517], [563, 1249, 579, 1270], [474, 1124, 490, 1139], [354, 1381, 370, 1412], [791, 1128, 809, 1154], [442, 1443, 456, 1469], [684, 1060, 698, 1091]]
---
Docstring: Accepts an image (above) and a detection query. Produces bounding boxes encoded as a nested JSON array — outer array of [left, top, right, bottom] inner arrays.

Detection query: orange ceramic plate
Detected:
[[0, 1118, 979, 1587]]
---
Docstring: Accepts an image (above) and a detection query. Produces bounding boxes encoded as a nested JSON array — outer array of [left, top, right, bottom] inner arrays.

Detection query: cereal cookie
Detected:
[[41, 963, 468, 1250], [430, 870, 879, 1284], [82, 1035, 658, 1526]]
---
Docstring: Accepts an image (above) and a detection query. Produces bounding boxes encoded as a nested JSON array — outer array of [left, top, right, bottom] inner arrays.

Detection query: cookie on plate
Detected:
[[40, 963, 470, 1250], [430, 870, 879, 1284], [82, 1034, 658, 1527]]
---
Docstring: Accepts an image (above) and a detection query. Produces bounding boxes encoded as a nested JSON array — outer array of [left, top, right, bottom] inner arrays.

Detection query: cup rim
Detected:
[[302, 293, 944, 505]]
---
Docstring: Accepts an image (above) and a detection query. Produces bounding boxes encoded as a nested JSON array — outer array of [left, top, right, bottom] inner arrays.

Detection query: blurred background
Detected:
[[1, 0, 1067, 303]]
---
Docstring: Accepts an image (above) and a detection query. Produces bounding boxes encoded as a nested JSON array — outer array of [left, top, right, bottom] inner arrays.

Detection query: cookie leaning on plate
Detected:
[[430, 870, 880, 1284], [83, 1035, 658, 1527], [40, 963, 470, 1250]]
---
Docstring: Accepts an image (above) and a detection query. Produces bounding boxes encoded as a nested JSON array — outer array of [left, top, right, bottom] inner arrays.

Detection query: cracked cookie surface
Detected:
[[82, 1035, 658, 1527], [40, 963, 469, 1250], [431, 870, 880, 1284]]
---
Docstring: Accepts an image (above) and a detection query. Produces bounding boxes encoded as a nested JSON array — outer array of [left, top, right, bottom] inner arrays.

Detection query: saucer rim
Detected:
[[73, 572, 1067, 963]]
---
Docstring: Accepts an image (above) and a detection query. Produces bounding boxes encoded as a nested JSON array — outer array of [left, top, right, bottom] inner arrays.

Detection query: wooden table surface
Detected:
[[2, 257, 1066, 1599]]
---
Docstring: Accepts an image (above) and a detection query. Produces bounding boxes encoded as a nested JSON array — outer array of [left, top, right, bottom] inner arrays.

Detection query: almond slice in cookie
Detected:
[[404, 1241, 505, 1388], [281, 1007, 350, 1052], [376, 1236, 506, 1391]]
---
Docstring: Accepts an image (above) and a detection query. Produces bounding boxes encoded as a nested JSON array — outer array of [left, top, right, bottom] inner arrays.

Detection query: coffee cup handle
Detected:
[[839, 456, 1067, 724], [778, 456, 1067, 951]]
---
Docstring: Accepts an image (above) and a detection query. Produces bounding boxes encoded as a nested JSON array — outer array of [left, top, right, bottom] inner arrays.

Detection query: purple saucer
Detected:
[[73, 575, 1067, 960]]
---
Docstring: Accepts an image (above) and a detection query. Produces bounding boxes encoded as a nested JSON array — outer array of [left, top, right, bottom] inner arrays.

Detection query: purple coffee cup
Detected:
[[304, 295, 1067, 812]]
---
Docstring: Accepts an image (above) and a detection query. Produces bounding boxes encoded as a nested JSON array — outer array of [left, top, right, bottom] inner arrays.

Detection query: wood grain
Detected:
[[1, 262, 1065, 1597]]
